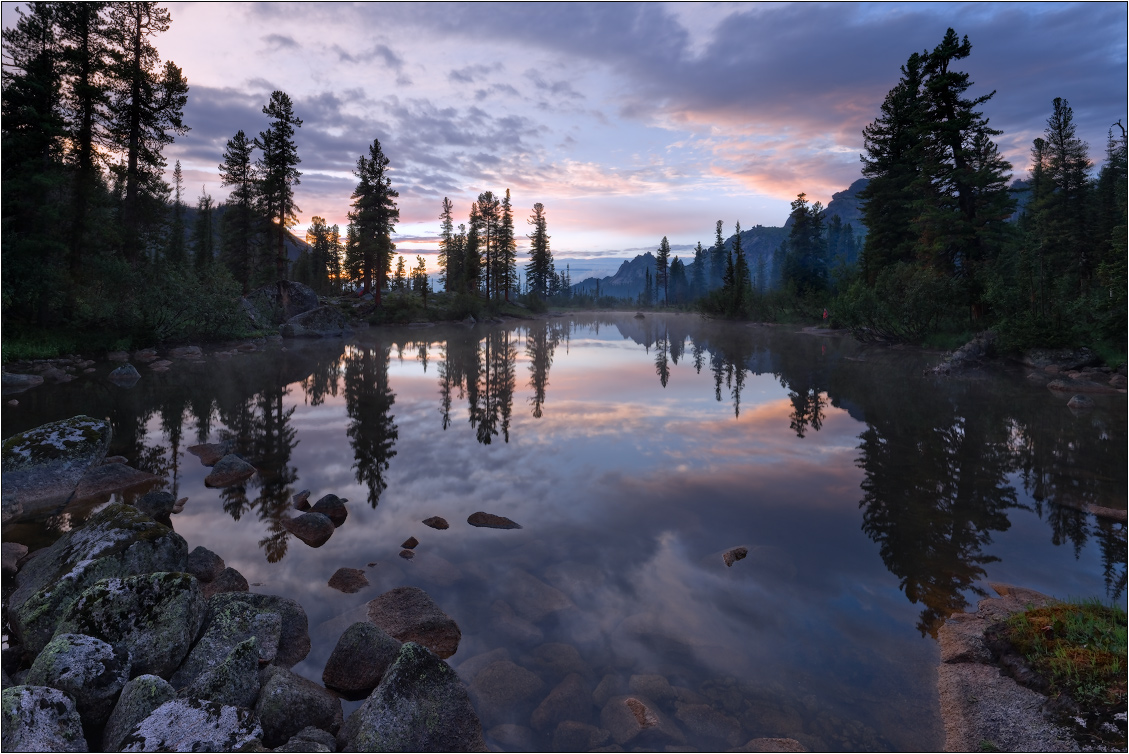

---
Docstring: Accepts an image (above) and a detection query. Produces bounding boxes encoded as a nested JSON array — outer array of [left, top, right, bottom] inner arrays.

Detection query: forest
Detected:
[[3, 6, 1125, 362]]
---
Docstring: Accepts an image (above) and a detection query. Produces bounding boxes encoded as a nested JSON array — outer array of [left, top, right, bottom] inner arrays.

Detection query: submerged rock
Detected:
[[2, 415, 112, 523], [27, 633, 131, 727], [323, 622, 401, 697], [422, 515, 449, 530], [467, 659, 544, 728], [103, 675, 176, 753], [1, 542, 29, 577], [282, 512, 335, 547], [399, 549, 415, 560], [328, 567, 369, 593], [2, 372, 44, 393], [8, 503, 187, 656], [365, 586, 462, 659], [204, 454, 256, 487], [118, 698, 262, 752], [337, 642, 486, 752], [601, 695, 686, 747], [723, 546, 749, 567], [54, 571, 205, 679], [467, 511, 522, 529], [1, 685, 87, 752], [553, 720, 612, 751], [256, 665, 343, 747], [531, 672, 594, 731]]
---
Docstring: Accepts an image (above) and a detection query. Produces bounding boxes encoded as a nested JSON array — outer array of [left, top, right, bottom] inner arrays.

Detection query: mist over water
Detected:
[[5, 313, 1124, 751]]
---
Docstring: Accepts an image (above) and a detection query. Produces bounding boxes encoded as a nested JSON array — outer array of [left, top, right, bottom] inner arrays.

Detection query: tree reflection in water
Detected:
[[344, 343, 398, 508]]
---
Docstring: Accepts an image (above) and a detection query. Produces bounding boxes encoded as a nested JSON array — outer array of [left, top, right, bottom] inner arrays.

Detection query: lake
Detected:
[[3, 312, 1125, 751]]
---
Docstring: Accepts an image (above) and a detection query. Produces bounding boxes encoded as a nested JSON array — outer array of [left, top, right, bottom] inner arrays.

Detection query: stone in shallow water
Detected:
[[328, 567, 369, 593], [201, 567, 249, 600], [673, 701, 742, 746], [283, 512, 335, 547], [293, 489, 311, 510], [108, 363, 141, 385], [1, 542, 28, 577], [187, 441, 232, 467], [365, 586, 461, 659], [423, 515, 449, 530], [322, 621, 401, 696], [530, 672, 595, 731], [600, 695, 686, 747], [401, 536, 419, 549], [186, 546, 226, 583], [204, 453, 256, 487], [1, 685, 87, 752], [723, 546, 749, 567], [310, 494, 348, 526], [399, 549, 414, 559], [119, 698, 262, 752], [731, 738, 809, 752], [467, 660, 544, 728], [71, 462, 162, 502], [467, 511, 522, 529]]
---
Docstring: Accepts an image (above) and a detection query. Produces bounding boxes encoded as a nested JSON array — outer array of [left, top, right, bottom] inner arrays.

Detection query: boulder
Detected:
[[337, 642, 486, 752], [118, 698, 263, 752], [53, 572, 205, 679], [1, 372, 43, 394], [553, 720, 612, 751], [2, 415, 112, 523], [8, 503, 188, 656], [132, 349, 157, 362], [280, 306, 347, 338], [399, 549, 415, 559], [1020, 347, 1100, 371], [170, 599, 281, 689], [629, 674, 676, 704], [401, 536, 420, 549], [674, 701, 743, 746], [103, 675, 176, 753], [286, 727, 337, 751], [1, 542, 29, 577], [135, 490, 177, 519], [365, 586, 462, 659], [167, 346, 202, 359], [723, 546, 749, 567], [210, 593, 310, 669], [182, 636, 261, 708], [454, 647, 512, 685], [522, 642, 590, 683], [282, 512, 335, 547], [201, 567, 250, 600], [246, 280, 319, 326], [293, 489, 311, 510], [593, 674, 627, 708], [1067, 394, 1095, 409], [204, 454, 256, 487], [467, 511, 522, 529], [328, 567, 369, 593], [466, 660, 544, 728], [423, 516, 449, 530], [323, 622, 402, 697], [310, 493, 348, 526], [187, 442, 232, 467], [530, 672, 594, 731], [1, 685, 87, 752], [71, 462, 162, 502], [108, 363, 142, 385], [600, 695, 685, 747], [27, 633, 131, 727], [256, 665, 343, 747], [186, 546, 226, 583]]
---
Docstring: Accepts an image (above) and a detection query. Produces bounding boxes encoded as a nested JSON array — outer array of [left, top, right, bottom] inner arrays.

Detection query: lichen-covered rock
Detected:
[[285, 726, 337, 751], [54, 572, 205, 679], [322, 622, 401, 696], [170, 600, 280, 690], [2, 415, 112, 523], [256, 665, 343, 747], [202, 567, 250, 600], [103, 675, 176, 752], [186, 546, 226, 583], [27, 633, 131, 726], [209, 593, 311, 669], [365, 586, 462, 659], [2, 685, 87, 752], [282, 511, 335, 547], [309, 493, 348, 526], [337, 642, 486, 752], [204, 454, 256, 488], [9, 503, 188, 656], [280, 306, 347, 338], [182, 637, 261, 709], [118, 698, 263, 752]]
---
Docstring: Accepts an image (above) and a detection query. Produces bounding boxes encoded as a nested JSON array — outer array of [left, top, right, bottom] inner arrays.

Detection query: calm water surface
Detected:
[[4, 313, 1126, 751]]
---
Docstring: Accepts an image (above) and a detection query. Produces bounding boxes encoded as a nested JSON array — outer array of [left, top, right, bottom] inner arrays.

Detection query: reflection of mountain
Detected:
[[344, 344, 398, 508]]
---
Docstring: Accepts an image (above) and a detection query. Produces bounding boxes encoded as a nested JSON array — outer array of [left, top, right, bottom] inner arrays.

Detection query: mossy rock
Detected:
[[2, 685, 87, 752]]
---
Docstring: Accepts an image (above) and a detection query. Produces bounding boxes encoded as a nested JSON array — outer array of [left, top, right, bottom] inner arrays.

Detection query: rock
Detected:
[[204, 453, 256, 487], [723, 546, 749, 567], [630, 674, 676, 704], [634, 312, 646, 319], [337, 641, 486, 752], [423, 516, 449, 529], [455, 648, 512, 685], [328, 567, 369, 593], [27, 633, 131, 726], [53, 572, 205, 679], [211, 593, 311, 669], [256, 665, 343, 747], [401, 536, 419, 549], [488, 723, 536, 751], [675, 702, 742, 746], [523, 642, 589, 683], [41, 366, 70, 382], [2, 415, 112, 523], [183, 637, 261, 708], [293, 489, 311, 510], [167, 345, 202, 359], [931, 331, 997, 375], [288, 726, 337, 751], [282, 512, 335, 547], [323, 622, 401, 696], [186, 546, 226, 583], [1, 685, 87, 752], [103, 675, 176, 752], [1110, 373, 1127, 389], [554, 720, 612, 751], [730, 738, 808, 752], [71, 462, 163, 502], [531, 672, 594, 731], [135, 490, 176, 519], [2, 372, 43, 393], [6, 399, 17, 406], [247, 280, 319, 326], [118, 698, 263, 752], [504, 569, 575, 623], [601, 695, 685, 748], [107, 350, 130, 361], [1047, 378, 1119, 394], [1067, 394, 1094, 409], [8, 503, 187, 656], [365, 586, 462, 659], [468, 511, 522, 529], [201, 567, 250, 600], [170, 599, 281, 689], [187, 442, 232, 467], [132, 349, 157, 362], [108, 363, 142, 385], [490, 600, 544, 645], [148, 359, 172, 370], [310, 493, 348, 526], [593, 674, 627, 708], [1021, 347, 1099, 371], [280, 306, 347, 338], [462, 315, 477, 325], [467, 659, 544, 728], [2, 542, 28, 577]]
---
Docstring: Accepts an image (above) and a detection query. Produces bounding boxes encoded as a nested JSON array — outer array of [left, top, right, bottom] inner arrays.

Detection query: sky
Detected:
[[4, 2, 1126, 277]]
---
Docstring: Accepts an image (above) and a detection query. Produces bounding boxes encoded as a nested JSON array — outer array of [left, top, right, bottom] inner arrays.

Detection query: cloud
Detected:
[[449, 63, 498, 84], [331, 42, 406, 73], [525, 70, 584, 101], [262, 33, 299, 51]]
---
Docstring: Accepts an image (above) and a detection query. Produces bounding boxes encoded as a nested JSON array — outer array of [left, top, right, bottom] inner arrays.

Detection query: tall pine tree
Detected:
[[255, 90, 302, 281], [348, 137, 399, 304]]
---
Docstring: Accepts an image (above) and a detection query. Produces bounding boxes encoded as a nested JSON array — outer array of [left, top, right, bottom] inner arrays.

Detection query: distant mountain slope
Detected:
[[179, 202, 310, 263]]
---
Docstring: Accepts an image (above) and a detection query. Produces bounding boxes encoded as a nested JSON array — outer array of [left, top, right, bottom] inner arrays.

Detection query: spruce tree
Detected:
[[732, 221, 750, 307], [438, 197, 456, 291], [655, 236, 670, 306], [348, 138, 399, 304], [167, 159, 187, 266], [475, 191, 499, 298], [691, 241, 706, 299], [710, 220, 726, 289], [193, 186, 215, 274], [498, 189, 517, 301], [218, 129, 257, 293], [525, 202, 553, 297], [255, 90, 302, 281], [464, 204, 482, 295]]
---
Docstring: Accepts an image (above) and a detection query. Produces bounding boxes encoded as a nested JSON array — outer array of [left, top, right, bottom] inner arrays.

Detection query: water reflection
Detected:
[[344, 344, 398, 508]]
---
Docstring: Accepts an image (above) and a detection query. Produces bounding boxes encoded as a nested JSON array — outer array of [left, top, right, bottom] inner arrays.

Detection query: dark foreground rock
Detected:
[[282, 511, 335, 547], [256, 665, 343, 747], [103, 675, 176, 752], [310, 493, 348, 526], [366, 587, 462, 659], [27, 633, 131, 727], [323, 622, 402, 697], [280, 306, 347, 338], [337, 642, 487, 752], [1, 685, 87, 752], [118, 698, 263, 752], [210, 592, 311, 669], [2, 415, 112, 523], [467, 511, 522, 529], [171, 600, 281, 689], [423, 516, 449, 529]]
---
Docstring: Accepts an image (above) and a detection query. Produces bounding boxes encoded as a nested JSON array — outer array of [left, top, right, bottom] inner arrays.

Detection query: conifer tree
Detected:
[[691, 241, 706, 299], [193, 186, 215, 274], [655, 236, 670, 306], [393, 255, 407, 291], [498, 189, 517, 301], [438, 197, 456, 291], [167, 159, 187, 266], [348, 138, 399, 304], [218, 129, 257, 293], [733, 221, 750, 306], [475, 191, 500, 298], [710, 220, 726, 288], [413, 255, 430, 306], [525, 202, 553, 297], [255, 90, 302, 281], [464, 204, 482, 295]]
